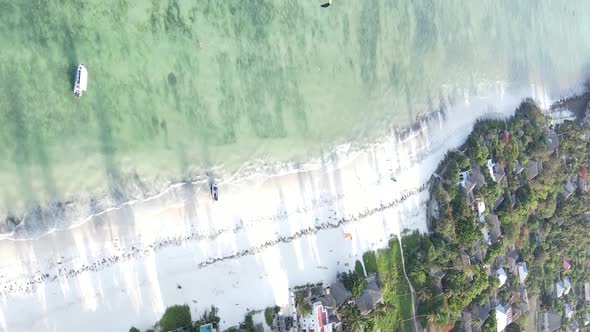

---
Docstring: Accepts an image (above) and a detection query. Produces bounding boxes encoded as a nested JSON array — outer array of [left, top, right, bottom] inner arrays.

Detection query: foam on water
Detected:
[[0, 78, 561, 241], [3, 1, 590, 227]]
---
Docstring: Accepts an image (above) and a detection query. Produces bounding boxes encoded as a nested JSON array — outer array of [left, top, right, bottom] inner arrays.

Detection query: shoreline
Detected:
[[1, 77, 581, 242], [0, 100, 446, 242], [2, 81, 585, 331]]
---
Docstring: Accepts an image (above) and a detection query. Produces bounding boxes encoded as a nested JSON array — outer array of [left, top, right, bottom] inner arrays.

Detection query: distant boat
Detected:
[[210, 182, 219, 201], [73, 64, 88, 98], [321, 0, 333, 7]]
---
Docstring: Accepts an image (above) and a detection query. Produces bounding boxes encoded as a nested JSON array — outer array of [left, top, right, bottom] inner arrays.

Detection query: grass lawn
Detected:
[[373, 237, 414, 331], [362, 251, 378, 275]]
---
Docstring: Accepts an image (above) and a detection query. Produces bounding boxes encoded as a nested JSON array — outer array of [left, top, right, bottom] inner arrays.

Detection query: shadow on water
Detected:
[[92, 93, 126, 205], [21, 0, 54, 48], [1, 60, 63, 235], [61, 22, 79, 87], [357, 0, 381, 85], [582, 62, 590, 85], [411, 1, 438, 57], [507, 58, 529, 86], [31, 131, 59, 201], [216, 52, 240, 144], [4, 70, 35, 207], [235, 51, 288, 140], [404, 82, 415, 122]]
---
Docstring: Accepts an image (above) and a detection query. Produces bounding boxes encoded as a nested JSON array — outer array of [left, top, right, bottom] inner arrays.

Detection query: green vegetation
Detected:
[[341, 269, 367, 298], [130, 304, 221, 332], [193, 306, 221, 331], [264, 307, 273, 327], [372, 238, 414, 331], [244, 313, 255, 331], [400, 100, 590, 329], [362, 251, 378, 275], [339, 300, 390, 331], [332, 237, 413, 331], [240, 312, 262, 332], [482, 310, 497, 332], [340, 304, 370, 332], [159, 305, 192, 332], [354, 259, 366, 276], [295, 290, 312, 316], [263, 306, 280, 328]]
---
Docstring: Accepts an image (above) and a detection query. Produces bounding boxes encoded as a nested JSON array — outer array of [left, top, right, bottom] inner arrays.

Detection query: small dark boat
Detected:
[[210, 183, 218, 201], [321, 0, 333, 7]]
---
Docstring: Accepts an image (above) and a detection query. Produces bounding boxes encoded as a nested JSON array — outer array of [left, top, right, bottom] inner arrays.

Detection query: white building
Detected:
[[476, 199, 486, 222], [487, 159, 497, 182], [459, 170, 471, 187], [516, 262, 528, 284], [496, 303, 512, 332], [565, 303, 574, 320], [299, 302, 334, 332], [497, 268, 507, 287], [556, 280, 565, 298], [487, 159, 506, 183], [564, 277, 572, 295]]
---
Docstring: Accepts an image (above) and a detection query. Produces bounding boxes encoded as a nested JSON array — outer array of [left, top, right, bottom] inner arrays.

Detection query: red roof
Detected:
[[316, 305, 326, 332], [563, 259, 571, 271], [442, 325, 454, 332]]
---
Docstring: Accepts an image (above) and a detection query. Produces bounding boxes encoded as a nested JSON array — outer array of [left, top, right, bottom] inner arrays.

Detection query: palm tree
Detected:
[[443, 289, 453, 300], [416, 287, 432, 302], [424, 309, 451, 328], [347, 316, 366, 332], [340, 305, 367, 332], [370, 303, 388, 322], [375, 302, 391, 313], [462, 264, 475, 275], [426, 312, 438, 326]]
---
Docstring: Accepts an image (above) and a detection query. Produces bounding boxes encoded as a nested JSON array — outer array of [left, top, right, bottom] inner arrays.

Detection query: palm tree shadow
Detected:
[[62, 23, 79, 91], [92, 93, 126, 205]]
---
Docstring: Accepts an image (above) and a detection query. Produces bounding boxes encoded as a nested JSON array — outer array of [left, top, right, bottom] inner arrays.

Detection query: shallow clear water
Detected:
[[1, 0, 590, 213]]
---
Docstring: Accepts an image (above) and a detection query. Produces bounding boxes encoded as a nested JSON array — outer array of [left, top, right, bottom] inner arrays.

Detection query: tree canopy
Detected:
[[159, 305, 191, 332]]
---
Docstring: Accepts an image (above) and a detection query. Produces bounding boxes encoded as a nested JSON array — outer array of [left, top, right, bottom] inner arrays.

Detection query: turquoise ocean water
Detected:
[[0, 0, 589, 219]]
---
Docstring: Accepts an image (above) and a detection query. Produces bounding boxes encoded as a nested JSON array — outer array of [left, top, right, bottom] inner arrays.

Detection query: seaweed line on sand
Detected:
[[0, 181, 430, 297]]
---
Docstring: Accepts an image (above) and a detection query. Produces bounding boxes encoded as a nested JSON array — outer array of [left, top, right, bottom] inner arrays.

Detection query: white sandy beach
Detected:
[[0, 85, 552, 332]]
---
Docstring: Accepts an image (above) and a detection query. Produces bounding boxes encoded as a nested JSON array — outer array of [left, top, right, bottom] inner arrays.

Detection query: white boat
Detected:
[[73, 64, 88, 97]]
